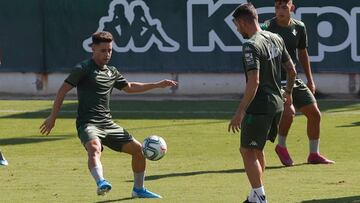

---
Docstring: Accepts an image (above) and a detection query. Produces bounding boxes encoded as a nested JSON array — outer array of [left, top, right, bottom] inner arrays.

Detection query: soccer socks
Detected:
[[133, 171, 145, 189], [309, 139, 320, 154], [277, 135, 287, 148], [91, 165, 104, 183], [248, 186, 267, 203]]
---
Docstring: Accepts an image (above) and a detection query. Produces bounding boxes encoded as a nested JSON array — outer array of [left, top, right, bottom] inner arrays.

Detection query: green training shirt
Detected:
[[242, 30, 291, 114], [65, 59, 128, 125], [261, 17, 307, 80]]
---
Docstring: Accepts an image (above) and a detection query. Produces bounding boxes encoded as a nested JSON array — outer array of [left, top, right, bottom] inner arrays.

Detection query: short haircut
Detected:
[[232, 3, 258, 22], [275, 0, 292, 3], [91, 31, 113, 45]]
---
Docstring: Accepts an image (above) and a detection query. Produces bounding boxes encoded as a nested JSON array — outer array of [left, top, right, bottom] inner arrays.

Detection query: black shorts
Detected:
[[240, 111, 283, 150], [282, 79, 316, 109], [77, 121, 133, 152]]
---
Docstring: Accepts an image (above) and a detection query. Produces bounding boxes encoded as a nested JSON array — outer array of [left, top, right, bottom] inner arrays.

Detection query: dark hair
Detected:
[[275, 0, 292, 3], [232, 3, 258, 22], [91, 31, 113, 45]]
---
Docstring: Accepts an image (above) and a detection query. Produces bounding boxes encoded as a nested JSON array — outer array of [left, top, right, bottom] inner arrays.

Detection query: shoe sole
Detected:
[[132, 192, 162, 198], [97, 187, 111, 196], [275, 150, 294, 166]]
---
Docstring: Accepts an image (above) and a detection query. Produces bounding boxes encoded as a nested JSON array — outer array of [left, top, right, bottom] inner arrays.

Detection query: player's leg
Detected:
[[78, 124, 111, 195], [275, 102, 295, 166], [240, 114, 270, 203], [121, 139, 162, 198], [102, 121, 161, 198], [0, 151, 8, 166], [294, 81, 334, 164], [299, 103, 334, 164], [256, 150, 266, 173], [240, 148, 266, 202]]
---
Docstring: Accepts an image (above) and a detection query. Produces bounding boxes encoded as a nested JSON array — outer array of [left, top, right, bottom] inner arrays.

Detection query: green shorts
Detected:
[[241, 111, 283, 150], [77, 121, 133, 152], [283, 79, 316, 109]]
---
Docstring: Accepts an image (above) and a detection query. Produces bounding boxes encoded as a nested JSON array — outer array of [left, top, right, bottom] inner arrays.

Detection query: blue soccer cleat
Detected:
[[0, 152, 8, 166], [96, 179, 112, 196], [0, 159, 8, 166], [132, 187, 162, 198]]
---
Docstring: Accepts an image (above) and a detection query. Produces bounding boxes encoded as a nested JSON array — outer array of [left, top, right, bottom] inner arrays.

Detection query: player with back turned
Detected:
[[228, 3, 296, 203]]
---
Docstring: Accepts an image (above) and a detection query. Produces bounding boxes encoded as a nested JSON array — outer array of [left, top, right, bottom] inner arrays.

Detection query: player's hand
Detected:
[[156, 79, 178, 88], [40, 116, 56, 136], [307, 81, 316, 94], [228, 110, 245, 134]]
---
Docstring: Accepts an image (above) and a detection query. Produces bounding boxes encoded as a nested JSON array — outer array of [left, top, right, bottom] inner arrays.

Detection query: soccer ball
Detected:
[[141, 135, 167, 161]]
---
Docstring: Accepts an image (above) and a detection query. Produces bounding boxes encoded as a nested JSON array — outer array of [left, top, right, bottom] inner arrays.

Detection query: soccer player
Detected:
[[228, 3, 296, 203], [261, 0, 334, 166], [0, 150, 8, 166], [40, 31, 177, 198]]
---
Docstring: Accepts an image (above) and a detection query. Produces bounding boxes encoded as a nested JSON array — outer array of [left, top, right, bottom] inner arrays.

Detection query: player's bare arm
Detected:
[[282, 59, 297, 105], [228, 69, 259, 133], [123, 79, 178, 93], [40, 82, 73, 135], [298, 48, 315, 94]]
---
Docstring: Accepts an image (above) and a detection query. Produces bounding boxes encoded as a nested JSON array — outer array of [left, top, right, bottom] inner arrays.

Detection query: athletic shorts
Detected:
[[241, 111, 283, 150], [282, 79, 316, 109], [77, 121, 133, 152]]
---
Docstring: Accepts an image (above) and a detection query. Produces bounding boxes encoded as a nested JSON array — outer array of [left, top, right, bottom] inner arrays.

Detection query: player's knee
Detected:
[[131, 141, 143, 157], [284, 105, 296, 118], [306, 108, 321, 122], [282, 110, 295, 122], [85, 141, 102, 157]]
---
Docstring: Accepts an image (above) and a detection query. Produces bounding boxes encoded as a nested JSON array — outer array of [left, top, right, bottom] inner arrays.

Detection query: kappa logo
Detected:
[[249, 141, 258, 146], [83, 0, 179, 53]]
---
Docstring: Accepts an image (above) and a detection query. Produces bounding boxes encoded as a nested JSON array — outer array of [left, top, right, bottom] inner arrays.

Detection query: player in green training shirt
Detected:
[[40, 31, 177, 198], [261, 0, 334, 166], [229, 3, 296, 203]]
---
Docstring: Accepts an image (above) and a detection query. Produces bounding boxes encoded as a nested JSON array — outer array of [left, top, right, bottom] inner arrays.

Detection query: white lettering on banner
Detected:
[[187, 2, 360, 62], [85, 0, 360, 62], [187, 0, 247, 52], [351, 8, 360, 62], [83, 0, 179, 53], [294, 7, 352, 62]]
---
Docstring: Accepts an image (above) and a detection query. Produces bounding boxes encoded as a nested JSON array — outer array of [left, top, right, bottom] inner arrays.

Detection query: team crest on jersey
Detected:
[[244, 53, 254, 65], [83, 0, 179, 53], [292, 29, 297, 36]]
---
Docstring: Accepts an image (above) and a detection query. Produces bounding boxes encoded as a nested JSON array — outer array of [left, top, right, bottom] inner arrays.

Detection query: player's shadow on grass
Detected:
[[337, 121, 360, 128], [95, 197, 134, 203], [126, 164, 306, 182], [124, 120, 226, 131], [0, 136, 69, 146], [1, 100, 359, 120], [301, 195, 360, 203], [0, 101, 236, 120]]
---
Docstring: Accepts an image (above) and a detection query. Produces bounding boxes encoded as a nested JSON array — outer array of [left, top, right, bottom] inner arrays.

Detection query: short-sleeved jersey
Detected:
[[65, 59, 128, 125], [261, 17, 307, 80], [242, 30, 291, 114]]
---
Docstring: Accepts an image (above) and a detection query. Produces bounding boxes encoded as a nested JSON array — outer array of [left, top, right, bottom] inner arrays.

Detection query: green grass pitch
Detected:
[[0, 100, 360, 203]]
